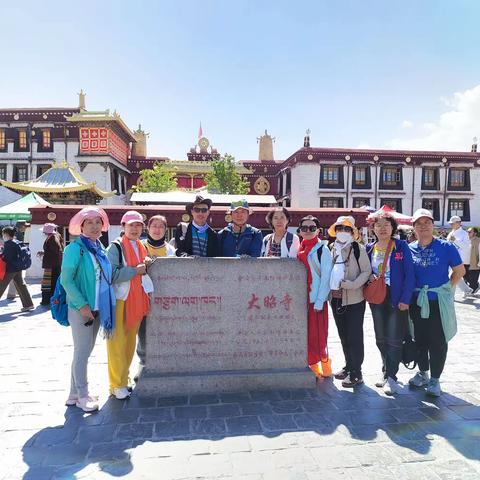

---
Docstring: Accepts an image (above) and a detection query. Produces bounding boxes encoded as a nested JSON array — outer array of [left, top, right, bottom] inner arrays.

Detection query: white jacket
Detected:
[[261, 232, 300, 258], [447, 227, 471, 264]]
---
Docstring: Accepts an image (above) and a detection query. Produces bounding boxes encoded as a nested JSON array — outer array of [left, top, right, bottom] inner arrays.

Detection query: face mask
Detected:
[[336, 232, 353, 244]]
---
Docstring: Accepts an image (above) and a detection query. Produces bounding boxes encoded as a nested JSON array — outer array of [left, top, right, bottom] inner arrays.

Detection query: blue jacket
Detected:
[[61, 238, 100, 311], [366, 238, 415, 308], [218, 224, 263, 257], [307, 241, 333, 310]]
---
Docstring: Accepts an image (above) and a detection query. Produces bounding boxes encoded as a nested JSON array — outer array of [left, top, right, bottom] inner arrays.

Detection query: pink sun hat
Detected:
[[41, 223, 57, 235], [68, 206, 110, 236], [120, 210, 145, 225]]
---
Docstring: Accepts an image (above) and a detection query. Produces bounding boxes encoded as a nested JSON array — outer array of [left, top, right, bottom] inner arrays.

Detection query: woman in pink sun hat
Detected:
[[106, 210, 152, 400], [60, 206, 115, 413]]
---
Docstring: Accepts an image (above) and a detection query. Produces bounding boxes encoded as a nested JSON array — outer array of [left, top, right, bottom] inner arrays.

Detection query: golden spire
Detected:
[[78, 89, 86, 111]]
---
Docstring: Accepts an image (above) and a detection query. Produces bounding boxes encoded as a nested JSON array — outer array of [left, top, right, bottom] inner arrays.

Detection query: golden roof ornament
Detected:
[[78, 89, 86, 111]]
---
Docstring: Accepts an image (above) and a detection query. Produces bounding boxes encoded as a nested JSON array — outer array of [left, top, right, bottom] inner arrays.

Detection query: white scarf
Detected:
[[329, 240, 351, 290]]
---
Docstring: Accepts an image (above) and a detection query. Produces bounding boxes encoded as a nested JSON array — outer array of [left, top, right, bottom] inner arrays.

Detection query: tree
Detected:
[[131, 162, 177, 192], [205, 154, 250, 194]]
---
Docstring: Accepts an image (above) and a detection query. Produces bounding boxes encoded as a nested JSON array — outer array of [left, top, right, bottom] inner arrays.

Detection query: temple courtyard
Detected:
[[1, 283, 479, 480]]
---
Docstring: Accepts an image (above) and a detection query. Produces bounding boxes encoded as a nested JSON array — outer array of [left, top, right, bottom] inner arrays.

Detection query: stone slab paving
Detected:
[[1, 283, 479, 480]]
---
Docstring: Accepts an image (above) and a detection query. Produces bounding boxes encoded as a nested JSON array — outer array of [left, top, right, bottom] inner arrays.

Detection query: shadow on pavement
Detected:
[[20, 379, 480, 479]]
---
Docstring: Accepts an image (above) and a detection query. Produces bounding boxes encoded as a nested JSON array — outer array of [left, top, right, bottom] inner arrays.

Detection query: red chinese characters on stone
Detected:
[[247, 293, 261, 310], [247, 293, 293, 312]]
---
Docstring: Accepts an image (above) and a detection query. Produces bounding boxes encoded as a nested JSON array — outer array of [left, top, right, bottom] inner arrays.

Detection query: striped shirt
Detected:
[[192, 228, 208, 257]]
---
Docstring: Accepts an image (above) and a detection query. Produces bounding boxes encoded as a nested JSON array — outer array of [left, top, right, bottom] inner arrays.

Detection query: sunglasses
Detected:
[[335, 226, 353, 233], [299, 225, 318, 233], [192, 207, 209, 213]]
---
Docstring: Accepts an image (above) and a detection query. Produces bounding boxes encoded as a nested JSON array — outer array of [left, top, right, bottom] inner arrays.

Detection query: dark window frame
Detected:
[[448, 199, 470, 221], [0, 129, 6, 152], [352, 165, 372, 189], [0, 164, 6, 180], [379, 165, 403, 190], [13, 164, 28, 182], [353, 197, 370, 208], [448, 168, 470, 191], [37, 128, 53, 153], [421, 167, 439, 190], [380, 198, 402, 213], [320, 197, 344, 208], [421, 198, 440, 221], [14, 129, 29, 152], [319, 164, 344, 188], [36, 164, 51, 177], [286, 170, 291, 193]]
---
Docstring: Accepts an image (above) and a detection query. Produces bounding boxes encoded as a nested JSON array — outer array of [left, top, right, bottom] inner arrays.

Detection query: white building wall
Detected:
[[290, 163, 320, 208], [469, 168, 480, 226], [289, 161, 480, 227]]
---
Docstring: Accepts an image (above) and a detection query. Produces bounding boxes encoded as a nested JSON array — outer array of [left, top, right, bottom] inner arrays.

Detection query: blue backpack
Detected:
[[51, 278, 69, 326], [50, 246, 85, 327], [16, 241, 32, 270]]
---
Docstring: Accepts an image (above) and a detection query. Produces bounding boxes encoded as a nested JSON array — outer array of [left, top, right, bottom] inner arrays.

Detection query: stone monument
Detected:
[[136, 257, 315, 396]]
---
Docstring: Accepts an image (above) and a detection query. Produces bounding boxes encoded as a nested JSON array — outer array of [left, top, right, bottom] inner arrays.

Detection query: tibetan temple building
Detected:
[[0, 161, 115, 204], [2, 90, 480, 226]]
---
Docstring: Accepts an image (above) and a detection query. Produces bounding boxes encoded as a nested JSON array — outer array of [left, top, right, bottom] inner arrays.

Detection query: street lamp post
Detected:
[[373, 155, 379, 209], [441, 157, 448, 226]]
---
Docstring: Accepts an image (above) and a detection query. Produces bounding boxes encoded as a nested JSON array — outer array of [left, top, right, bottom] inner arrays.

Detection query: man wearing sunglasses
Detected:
[[218, 200, 262, 257], [174, 196, 219, 257]]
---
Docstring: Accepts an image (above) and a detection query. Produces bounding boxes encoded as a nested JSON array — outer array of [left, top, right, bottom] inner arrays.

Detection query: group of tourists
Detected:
[[0, 195, 473, 413]]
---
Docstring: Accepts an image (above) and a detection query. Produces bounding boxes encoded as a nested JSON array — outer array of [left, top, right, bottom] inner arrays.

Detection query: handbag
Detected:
[[363, 239, 393, 304], [402, 333, 419, 370]]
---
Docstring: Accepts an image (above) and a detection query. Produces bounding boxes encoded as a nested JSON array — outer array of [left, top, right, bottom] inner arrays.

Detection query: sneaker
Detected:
[[20, 305, 35, 312], [426, 378, 442, 397], [334, 367, 349, 380], [383, 377, 408, 395], [472, 287, 479, 296], [409, 371, 430, 387], [7, 296, 16, 300], [76, 397, 99, 413], [341, 374, 364, 388], [375, 373, 387, 388], [66, 394, 98, 406], [112, 387, 131, 400]]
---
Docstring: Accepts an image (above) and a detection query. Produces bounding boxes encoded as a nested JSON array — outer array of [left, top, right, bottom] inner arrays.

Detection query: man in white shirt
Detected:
[[447, 215, 472, 298]]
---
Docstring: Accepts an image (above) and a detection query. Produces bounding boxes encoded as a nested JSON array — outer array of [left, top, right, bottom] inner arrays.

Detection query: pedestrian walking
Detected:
[[447, 215, 472, 298], [38, 223, 63, 306], [366, 212, 415, 395], [408, 209, 465, 397], [61, 206, 115, 412], [465, 228, 479, 294], [0, 226, 34, 312], [329, 216, 371, 388]]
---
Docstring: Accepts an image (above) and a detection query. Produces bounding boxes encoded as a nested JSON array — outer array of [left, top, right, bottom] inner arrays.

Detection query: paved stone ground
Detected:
[[1, 283, 479, 480]]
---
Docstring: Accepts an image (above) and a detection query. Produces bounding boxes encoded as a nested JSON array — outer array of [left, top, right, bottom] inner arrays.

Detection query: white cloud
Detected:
[[387, 84, 480, 151], [400, 120, 414, 128]]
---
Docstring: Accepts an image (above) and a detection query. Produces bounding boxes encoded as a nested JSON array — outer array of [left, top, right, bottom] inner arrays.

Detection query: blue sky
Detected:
[[1, 1, 480, 159]]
